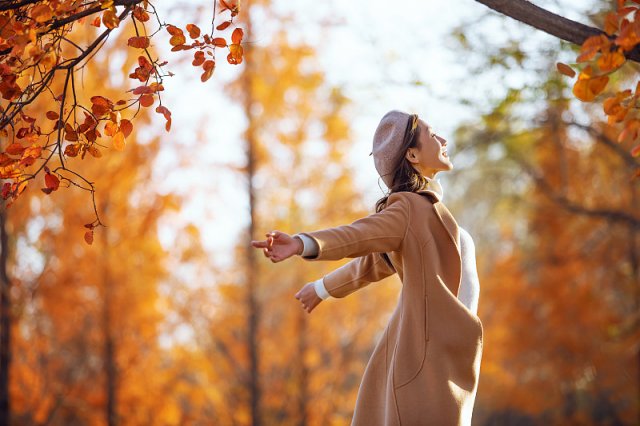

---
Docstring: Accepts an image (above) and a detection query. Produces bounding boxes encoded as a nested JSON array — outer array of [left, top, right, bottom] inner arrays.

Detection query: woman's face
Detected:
[[404, 119, 452, 178]]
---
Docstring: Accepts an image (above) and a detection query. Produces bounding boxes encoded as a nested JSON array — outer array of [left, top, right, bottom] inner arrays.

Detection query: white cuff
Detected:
[[293, 233, 319, 258], [313, 278, 331, 300]]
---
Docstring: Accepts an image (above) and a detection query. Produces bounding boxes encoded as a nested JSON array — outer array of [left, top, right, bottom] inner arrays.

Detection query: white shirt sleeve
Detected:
[[293, 234, 331, 299], [293, 233, 319, 257], [457, 227, 480, 315], [313, 278, 331, 300]]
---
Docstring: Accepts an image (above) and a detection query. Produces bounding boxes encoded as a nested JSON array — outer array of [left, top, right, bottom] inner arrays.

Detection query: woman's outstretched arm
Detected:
[[251, 192, 410, 263]]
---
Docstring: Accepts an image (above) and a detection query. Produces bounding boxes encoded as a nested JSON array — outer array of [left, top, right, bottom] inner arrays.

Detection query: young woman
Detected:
[[252, 110, 483, 426]]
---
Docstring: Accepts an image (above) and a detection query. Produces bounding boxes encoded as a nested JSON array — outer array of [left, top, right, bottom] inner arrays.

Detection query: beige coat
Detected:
[[300, 191, 483, 426]]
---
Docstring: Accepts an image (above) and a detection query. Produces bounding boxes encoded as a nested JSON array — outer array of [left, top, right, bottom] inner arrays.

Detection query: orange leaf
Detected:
[[231, 28, 244, 44], [84, 230, 94, 245], [113, 131, 126, 151], [128, 36, 150, 49], [140, 94, 154, 107], [577, 35, 608, 62], [216, 21, 231, 31], [104, 120, 118, 137], [30, 4, 53, 23], [227, 44, 243, 65], [573, 75, 609, 102], [91, 95, 113, 116], [91, 16, 101, 27], [201, 60, 216, 82], [133, 6, 150, 22], [64, 144, 80, 157], [5, 143, 24, 156], [212, 37, 227, 47], [597, 49, 625, 72], [631, 144, 640, 157], [102, 10, 120, 29], [556, 62, 576, 78], [192, 51, 205, 66], [604, 12, 618, 35], [88, 146, 102, 158], [120, 119, 133, 138], [187, 24, 201, 39]]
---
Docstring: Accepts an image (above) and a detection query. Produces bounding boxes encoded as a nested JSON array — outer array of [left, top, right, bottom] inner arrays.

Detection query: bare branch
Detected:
[[514, 156, 640, 228]]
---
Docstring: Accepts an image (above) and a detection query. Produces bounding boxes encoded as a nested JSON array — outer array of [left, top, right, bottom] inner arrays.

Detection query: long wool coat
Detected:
[[300, 190, 483, 426]]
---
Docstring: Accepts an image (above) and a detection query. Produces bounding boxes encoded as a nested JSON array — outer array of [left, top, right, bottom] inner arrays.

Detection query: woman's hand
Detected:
[[295, 282, 323, 314], [251, 230, 303, 263]]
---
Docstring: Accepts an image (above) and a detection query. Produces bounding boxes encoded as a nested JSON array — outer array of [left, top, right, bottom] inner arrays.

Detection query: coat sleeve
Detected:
[[322, 252, 397, 298], [298, 192, 410, 261]]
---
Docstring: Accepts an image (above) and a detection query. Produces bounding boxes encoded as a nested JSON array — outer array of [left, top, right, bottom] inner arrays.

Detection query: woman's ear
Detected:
[[405, 148, 418, 165]]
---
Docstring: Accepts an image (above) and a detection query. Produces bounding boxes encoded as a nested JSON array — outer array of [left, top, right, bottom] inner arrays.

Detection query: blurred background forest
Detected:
[[1, 0, 638, 425]]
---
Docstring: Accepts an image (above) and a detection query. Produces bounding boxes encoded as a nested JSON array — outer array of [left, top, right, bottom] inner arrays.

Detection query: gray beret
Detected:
[[372, 110, 413, 189]]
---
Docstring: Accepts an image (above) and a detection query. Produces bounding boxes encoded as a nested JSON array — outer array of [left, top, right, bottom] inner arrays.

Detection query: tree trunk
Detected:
[[241, 3, 262, 425], [101, 204, 118, 426], [0, 210, 11, 426], [475, 0, 640, 63]]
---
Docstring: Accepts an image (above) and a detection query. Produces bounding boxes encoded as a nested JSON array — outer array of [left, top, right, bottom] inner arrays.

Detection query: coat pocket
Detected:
[[392, 296, 428, 389]]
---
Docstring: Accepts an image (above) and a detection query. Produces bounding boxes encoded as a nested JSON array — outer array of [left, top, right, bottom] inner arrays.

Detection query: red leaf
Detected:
[[44, 172, 60, 191], [128, 36, 150, 49], [140, 94, 154, 107], [84, 230, 94, 245], [46, 111, 59, 120], [120, 119, 133, 138]]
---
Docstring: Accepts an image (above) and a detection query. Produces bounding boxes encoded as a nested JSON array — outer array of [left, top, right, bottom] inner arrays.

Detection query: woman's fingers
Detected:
[[252, 240, 269, 248]]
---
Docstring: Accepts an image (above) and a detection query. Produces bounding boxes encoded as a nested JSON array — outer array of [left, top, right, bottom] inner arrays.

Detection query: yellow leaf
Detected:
[[113, 131, 126, 151]]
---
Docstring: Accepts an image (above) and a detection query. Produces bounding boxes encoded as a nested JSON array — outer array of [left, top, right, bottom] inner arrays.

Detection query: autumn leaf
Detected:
[[212, 37, 227, 48], [102, 9, 120, 29], [187, 24, 201, 39], [91, 96, 113, 116], [120, 119, 133, 138], [133, 6, 150, 22], [5, 143, 24, 156], [556, 62, 576, 78], [597, 49, 625, 72], [577, 35, 608, 62], [227, 44, 243, 65], [128, 36, 150, 49], [201, 60, 215, 82], [192, 51, 205, 66], [84, 230, 94, 245], [140, 94, 154, 107], [167, 25, 186, 47], [113, 131, 126, 151], [30, 4, 53, 23], [216, 21, 231, 31], [231, 28, 244, 44], [44, 172, 60, 192], [604, 12, 618, 35], [46, 111, 59, 120], [64, 144, 80, 157], [573, 73, 609, 102]]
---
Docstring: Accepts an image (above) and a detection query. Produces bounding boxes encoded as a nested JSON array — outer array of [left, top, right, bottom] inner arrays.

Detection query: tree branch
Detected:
[[475, 0, 640, 63], [514, 156, 640, 228], [566, 120, 640, 169]]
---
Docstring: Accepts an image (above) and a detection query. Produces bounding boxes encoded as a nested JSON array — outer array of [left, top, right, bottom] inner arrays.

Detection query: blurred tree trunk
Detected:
[[101, 205, 118, 426], [240, 2, 262, 424], [0, 210, 10, 426]]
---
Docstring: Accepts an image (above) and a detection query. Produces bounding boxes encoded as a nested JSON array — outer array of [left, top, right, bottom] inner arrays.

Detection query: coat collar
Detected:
[[416, 177, 461, 260]]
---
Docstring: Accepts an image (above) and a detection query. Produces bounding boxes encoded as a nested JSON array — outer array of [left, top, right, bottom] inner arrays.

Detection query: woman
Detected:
[[251, 110, 483, 426]]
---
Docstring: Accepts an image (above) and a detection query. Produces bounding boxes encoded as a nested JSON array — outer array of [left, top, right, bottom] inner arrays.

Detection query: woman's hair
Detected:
[[375, 114, 429, 213]]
